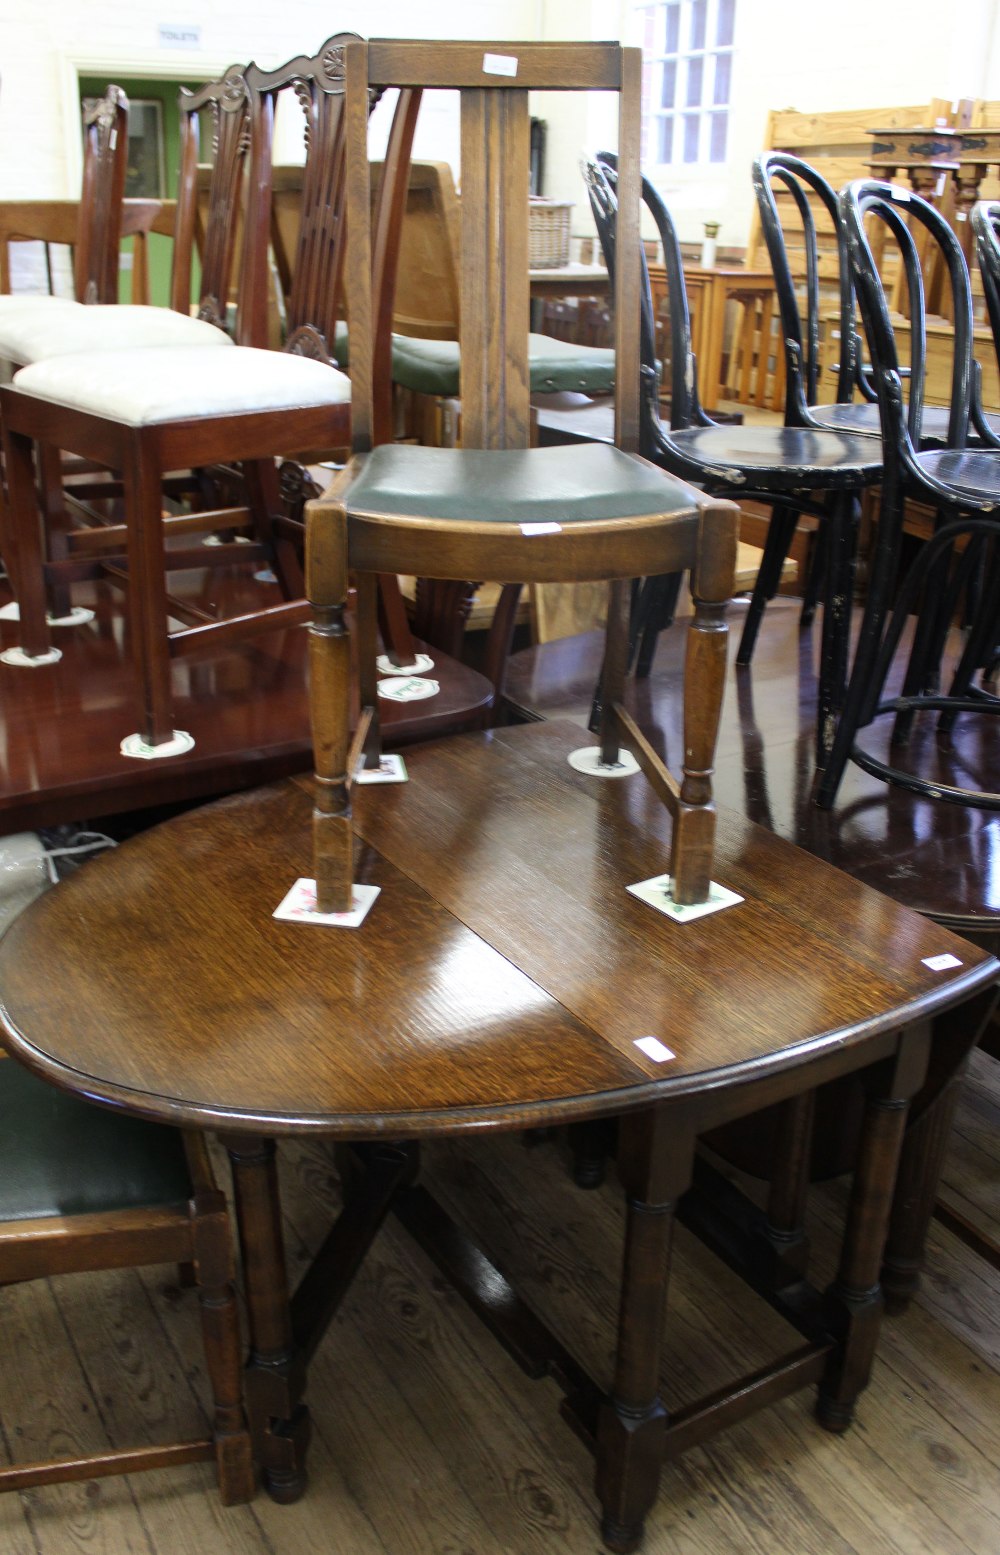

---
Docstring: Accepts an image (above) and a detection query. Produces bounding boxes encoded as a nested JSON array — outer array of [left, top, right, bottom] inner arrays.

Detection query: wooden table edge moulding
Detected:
[[0, 722, 996, 1552]]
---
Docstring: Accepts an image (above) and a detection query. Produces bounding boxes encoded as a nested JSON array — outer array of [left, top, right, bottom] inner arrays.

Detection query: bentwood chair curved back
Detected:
[[815, 180, 1000, 809], [752, 152, 876, 435], [586, 154, 882, 766], [971, 199, 1000, 450], [0, 38, 423, 754], [306, 39, 739, 916], [0, 1056, 252, 1501]]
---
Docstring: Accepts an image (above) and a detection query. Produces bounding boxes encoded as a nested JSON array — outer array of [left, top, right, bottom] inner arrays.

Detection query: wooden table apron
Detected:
[[0, 723, 994, 1548]]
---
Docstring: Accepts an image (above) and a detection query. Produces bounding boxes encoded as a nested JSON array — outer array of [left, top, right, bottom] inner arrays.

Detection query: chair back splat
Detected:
[[172, 69, 254, 333], [306, 39, 739, 916], [76, 84, 129, 305]]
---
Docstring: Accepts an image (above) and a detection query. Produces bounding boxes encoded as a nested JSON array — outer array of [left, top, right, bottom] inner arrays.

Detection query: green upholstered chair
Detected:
[[306, 39, 739, 917], [0, 1056, 253, 1499]]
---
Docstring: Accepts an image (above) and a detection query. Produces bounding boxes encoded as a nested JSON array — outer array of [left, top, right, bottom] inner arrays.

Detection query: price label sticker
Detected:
[[922, 953, 963, 971], [634, 1036, 676, 1063], [483, 52, 518, 76]]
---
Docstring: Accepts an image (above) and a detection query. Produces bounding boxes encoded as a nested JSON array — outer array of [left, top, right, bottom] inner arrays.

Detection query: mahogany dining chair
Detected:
[[0, 37, 424, 755]]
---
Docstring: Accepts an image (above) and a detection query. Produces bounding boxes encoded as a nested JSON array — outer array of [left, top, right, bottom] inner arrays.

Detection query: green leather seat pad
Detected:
[[0, 1059, 191, 1221], [348, 442, 697, 525], [391, 333, 615, 395], [331, 323, 614, 395]]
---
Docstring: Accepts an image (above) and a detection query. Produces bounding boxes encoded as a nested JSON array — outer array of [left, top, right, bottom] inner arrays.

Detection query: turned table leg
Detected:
[[223, 1132, 310, 1501], [596, 1105, 695, 1553], [817, 1025, 931, 1431]]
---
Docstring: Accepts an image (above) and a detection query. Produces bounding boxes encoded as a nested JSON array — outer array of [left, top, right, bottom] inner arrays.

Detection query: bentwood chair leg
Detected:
[[595, 1105, 695, 1554], [224, 1133, 310, 1503], [816, 1023, 931, 1431]]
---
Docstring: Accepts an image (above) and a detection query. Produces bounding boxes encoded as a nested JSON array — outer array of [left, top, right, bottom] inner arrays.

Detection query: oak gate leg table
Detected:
[[0, 723, 995, 1551]]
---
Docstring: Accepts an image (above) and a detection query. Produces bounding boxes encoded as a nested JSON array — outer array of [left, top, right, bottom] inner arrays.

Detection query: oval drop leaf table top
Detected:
[[0, 722, 995, 1136]]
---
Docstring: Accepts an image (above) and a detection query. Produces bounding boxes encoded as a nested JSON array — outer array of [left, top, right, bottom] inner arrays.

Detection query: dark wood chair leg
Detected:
[[881, 984, 999, 1309], [569, 1117, 617, 1189], [36, 442, 74, 621], [356, 570, 383, 769], [223, 1132, 310, 1503], [817, 1024, 931, 1432], [761, 1090, 815, 1285], [190, 1186, 257, 1504], [595, 1106, 695, 1553], [123, 436, 174, 746], [3, 426, 54, 659]]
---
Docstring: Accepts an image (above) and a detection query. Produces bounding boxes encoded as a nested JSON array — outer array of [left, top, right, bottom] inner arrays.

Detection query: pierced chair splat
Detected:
[[0, 38, 419, 754], [306, 40, 738, 919], [815, 179, 1000, 810]]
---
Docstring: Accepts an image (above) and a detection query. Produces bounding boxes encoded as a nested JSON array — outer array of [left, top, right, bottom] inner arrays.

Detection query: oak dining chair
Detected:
[[306, 38, 738, 917], [0, 1055, 253, 1501]]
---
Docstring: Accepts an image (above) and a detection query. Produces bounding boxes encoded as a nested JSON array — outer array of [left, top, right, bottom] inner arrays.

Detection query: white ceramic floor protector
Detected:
[[273, 877, 380, 928], [0, 602, 95, 626], [120, 730, 196, 760], [0, 645, 62, 667], [627, 873, 744, 923], [355, 752, 409, 785], [567, 745, 641, 778], [376, 652, 434, 676], [377, 676, 440, 702]]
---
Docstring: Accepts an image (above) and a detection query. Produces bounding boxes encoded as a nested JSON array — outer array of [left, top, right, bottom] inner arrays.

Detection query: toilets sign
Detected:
[[158, 23, 202, 48]]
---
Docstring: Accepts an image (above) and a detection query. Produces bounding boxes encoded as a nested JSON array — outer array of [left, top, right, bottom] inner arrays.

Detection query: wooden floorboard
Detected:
[[0, 1109, 996, 1554]]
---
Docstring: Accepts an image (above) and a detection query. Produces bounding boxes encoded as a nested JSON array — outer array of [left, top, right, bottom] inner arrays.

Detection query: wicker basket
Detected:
[[528, 199, 573, 268]]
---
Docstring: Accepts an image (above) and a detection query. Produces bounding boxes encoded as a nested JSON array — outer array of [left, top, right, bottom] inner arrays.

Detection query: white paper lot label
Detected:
[[483, 52, 518, 76]]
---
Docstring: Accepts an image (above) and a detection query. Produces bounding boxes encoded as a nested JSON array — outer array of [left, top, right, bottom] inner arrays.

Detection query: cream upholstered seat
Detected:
[[0, 303, 233, 364], [12, 343, 350, 426]]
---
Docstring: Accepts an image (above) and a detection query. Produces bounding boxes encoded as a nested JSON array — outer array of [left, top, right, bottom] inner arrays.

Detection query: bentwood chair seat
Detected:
[[0, 1056, 253, 1501], [307, 40, 738, 922]]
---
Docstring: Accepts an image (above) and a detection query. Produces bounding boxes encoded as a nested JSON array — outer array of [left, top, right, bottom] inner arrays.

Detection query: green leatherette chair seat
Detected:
[[346, 441, 698, 525], [391, 332, 616, 395], [0, 1058, 192, 1220], [333, 323, 615, 396]]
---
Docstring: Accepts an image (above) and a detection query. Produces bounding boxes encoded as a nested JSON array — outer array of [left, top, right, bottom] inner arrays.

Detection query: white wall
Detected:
[[535, 0, 1000, 248], [2, 0, 997, 253]]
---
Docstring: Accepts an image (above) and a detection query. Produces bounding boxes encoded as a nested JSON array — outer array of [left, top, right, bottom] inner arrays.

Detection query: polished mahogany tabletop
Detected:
[[0, 722, 994, 1138]]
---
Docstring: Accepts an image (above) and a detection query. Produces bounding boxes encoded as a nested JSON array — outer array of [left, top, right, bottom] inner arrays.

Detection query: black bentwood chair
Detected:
[[814, 180, 1000, 810], [586, 154, 883, 767]]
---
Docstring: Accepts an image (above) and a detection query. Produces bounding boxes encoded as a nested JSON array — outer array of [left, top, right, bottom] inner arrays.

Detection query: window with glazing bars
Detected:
[[635, 0, 735, 166]]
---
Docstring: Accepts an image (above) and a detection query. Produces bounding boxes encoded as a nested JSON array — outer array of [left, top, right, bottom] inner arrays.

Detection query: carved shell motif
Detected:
[[286, 325, 333, 366], [220, 66, 248, 112], [322, 45, 346, 83]]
